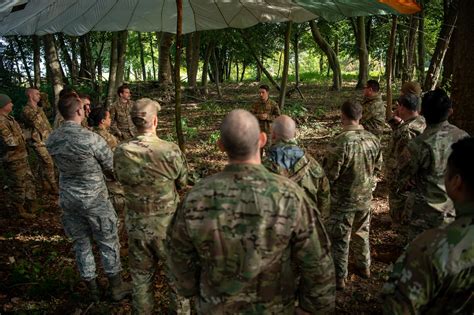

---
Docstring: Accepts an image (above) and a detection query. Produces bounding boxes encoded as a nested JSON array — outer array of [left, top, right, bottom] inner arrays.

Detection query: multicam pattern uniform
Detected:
[[166, 164, 336, 314], [382, 202, 474, 314], [386, 116, 426, 222], [0, 112, 36, 205], [109, 99, 137, 141], [22, 103, 57, 190], [114, 133, 189, 315], [361, 94, 386, 137], [323, 125, 382, 280], [264, 138, 330, 218], [251, 98, 280, 148], [397, 121, 469, 232], [46, 121, 121, 280]]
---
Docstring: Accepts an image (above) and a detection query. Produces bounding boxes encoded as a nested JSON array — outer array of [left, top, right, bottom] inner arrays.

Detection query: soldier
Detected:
[[323, 100, 382, 290], [109, 84, 137, 141], [166, 109, 335, 314], [53, 86, 77, 128], [114, 98, 189, 314], [22, 87, 58, 195], [88, 107, 118, 150], [382, 137, 474, 314], [386, 94, 426, 224], [397, 88, 469, 234], [79, 93, 92, 128], [264, 114, 330, 218], [0, 94, 37, 219], [361, 80, 386, 137], [46, 94, 131, 302], [250, 84, 281, 151]]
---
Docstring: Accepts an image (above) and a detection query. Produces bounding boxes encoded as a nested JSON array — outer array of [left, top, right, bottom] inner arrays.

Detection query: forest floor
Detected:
[[0, 81, 405, 314]]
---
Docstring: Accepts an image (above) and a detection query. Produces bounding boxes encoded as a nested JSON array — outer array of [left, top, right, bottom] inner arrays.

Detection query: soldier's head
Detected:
[[421, 88, 452, 125], [58, 94, 83, 121], [364, 80, 380, 97], [88, 106, 111, 129], [219, 109, 266, 163], [272, 115, 296, 141], [0, 93, 13, 114], [25, 88, 41, 105], [340, 100, 362, 126], [259, 84, 270, 102], [59, 86, 78, 100], [445, 137, 474, 203], [131, 98, 161, 133], [401, 81, 422, 97], [117, 85, 131, 102], [397, 93, 419, 120], [79, 94, 91, 117]]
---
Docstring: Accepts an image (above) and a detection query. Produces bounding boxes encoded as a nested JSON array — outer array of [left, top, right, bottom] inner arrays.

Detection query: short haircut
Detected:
[[398, 94, 419, 112], [272, 115, 296, 141], [58, 95, 81, 120], [88, 106, 107, 127], [421, 88, 451, 124], [131, 98, 160, 130], [259, 84, 270, 92], [117, 84, 130, 96], [366, 80, 380, 92], [59, 86, 77, 99], [79, 93, 91, 101], [447, 137, 474, 195], [25, 87, 39, 96], [220, 109, 260, 160], [341, 100, 363, 121]]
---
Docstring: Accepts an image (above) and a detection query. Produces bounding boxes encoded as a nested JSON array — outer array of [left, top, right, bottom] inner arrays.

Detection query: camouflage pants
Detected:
[[129, 236, 190, 315], [62, 210, 122, 281], [327, 208, 371, 279], [2, 158, 36, 205], [30, 143, 57, 190], [388, 189, 408, 223]]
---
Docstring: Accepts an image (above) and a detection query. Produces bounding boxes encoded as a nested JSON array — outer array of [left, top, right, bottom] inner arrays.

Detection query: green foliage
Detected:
[[199, 101, 227, 114], [181, 118, 198, 141], [283, 101, 308, 119], [207, 130, 220, 145]]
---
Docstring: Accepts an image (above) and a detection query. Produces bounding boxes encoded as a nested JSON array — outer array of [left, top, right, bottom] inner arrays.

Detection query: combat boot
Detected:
[[86, 278, 100, 302], [108, 273, 132, 301], [14, 203, 35, 219]]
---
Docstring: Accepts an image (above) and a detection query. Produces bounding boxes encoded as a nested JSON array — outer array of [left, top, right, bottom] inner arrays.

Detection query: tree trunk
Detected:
[[158, 32, 174, 86], [115, 30, 128, 88], [279, 22, 292, 110], [185, 32, 201, 93], [256, 50, 262, 81], [138, 32, 146, 81], [294, 30, 300, 87], [32, 35, 41, 87], [149, 33, 156, 80], [354, 16, 369, 89], [424, 0, 458, 91], [417, 10, 426, 83], [43, 34, 64, 108], [79, 33, 94, 81], [240, 62, 247, 82], [441, 30, 455, 89], [106, 32, 118, 108], [451, 0, 474, 134], [14, 37, 33, 86], [309, 20, 342, 90], [386, 16, 398, 120], [201, 41, 213, 96], [56, 34, 77, 85], [395, 32, 403, 79], [213, 47, 222, 99], [402, 16, 419, 83], [175, 0, 185, 152]]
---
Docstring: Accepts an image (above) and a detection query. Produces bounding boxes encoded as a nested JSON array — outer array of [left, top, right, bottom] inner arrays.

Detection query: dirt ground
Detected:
[[0, 82, 404, 314]]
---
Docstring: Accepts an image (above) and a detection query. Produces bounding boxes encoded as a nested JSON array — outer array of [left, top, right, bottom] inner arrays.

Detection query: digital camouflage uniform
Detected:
[[109, 99, 137, 141], [0, 112, 36, 206], [22, 102, 57, 192], [114, 133, 189, 315], [386, 115, 426, 222], [397, 121, 469, 236], [264, 138, 330, 218], [251, 98, 280, 148], [382, 202, 474, 314], [46, 121, 122, 281], [166, 164, 336, 314], [361, 94, 386, 137], [323, 125, 382, 280]]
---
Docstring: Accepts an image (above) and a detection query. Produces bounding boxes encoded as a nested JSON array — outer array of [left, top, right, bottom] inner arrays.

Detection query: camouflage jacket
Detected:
[[0, 112, 28, 162], [166, 164, 335, 314], [251, 98, 281, 134], [361, 94, 386, 137], [323, 125, 382, 211], [22, 103, 52, 145], [398, 121, 469, 217], [46, 121, 114, 214], [382, 202, 474, 314], [93, 126, 119, 151], [264, 138, 330, 218], [386, 115, 426, 178], [109, 99, 137, 140], [114, 133, 187, 240]]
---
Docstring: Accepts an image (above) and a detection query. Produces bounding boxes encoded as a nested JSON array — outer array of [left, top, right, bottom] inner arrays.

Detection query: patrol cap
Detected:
[[0, 94, 12, 108], [131, 98, 161, 127], [401, 81, 422, 97]]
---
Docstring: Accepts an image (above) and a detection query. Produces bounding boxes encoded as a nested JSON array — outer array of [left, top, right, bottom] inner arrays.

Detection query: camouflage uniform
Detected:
[[0, 112, 36, 206], [22, 102, 57, 191], [397, 121, 469, 233], [166, 164, 336, 314], [114, 133, 189, 315], [109, 99, 137, 141], [386, 115, 426, 222], [251, 98, 280, 148], [382, 202, 474, 314], [264, 138, 330, 218], [323, 125, 382, 280], [93, 126, 119, 150], [53, 112, 64, 129], [46, 121, 122, 281], [361, 93, 386, 137]]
